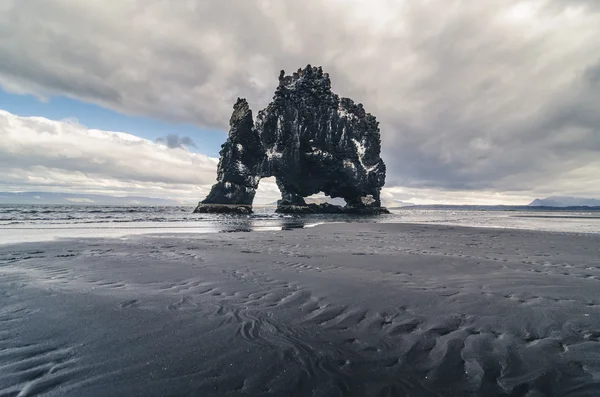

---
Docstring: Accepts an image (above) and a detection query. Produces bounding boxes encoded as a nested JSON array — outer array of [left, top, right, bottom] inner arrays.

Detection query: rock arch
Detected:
[[194, 65, 389, 215]]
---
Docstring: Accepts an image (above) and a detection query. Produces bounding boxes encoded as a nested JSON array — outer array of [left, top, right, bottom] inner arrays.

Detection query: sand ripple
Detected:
[[1, 224, 600, 395]]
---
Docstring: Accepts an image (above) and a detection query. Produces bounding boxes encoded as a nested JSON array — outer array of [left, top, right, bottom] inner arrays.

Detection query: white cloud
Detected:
[[0, 110, 221, 203], [1, 0, 600, 201]]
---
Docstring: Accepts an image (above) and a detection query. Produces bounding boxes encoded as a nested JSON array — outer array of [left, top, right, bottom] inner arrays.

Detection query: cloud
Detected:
[[1, 0, 600, 199], [0, 110, 220, 203], [156, 134, 197, 149]]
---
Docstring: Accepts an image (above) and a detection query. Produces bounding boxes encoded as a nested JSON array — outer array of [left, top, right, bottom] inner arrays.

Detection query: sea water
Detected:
[[1, 204, 599, 244]]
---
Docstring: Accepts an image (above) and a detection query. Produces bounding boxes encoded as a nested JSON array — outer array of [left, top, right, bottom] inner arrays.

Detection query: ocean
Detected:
[[1, 204, 599, 244]]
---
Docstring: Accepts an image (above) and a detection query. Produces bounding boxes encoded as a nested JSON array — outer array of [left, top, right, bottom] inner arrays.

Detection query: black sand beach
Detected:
[[2, 223, 600, 396]]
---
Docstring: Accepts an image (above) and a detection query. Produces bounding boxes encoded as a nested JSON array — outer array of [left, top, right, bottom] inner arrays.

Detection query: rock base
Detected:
[[193, 204, 253, 214], [276, 203, 390, 215]]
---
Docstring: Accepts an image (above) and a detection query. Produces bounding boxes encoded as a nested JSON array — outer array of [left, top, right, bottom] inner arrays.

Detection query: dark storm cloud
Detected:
[[1, 0, 599, 198], [156, 134, 197, 149]]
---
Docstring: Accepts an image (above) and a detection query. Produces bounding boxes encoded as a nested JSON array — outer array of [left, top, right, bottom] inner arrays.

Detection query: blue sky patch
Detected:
[[0, 89, 226, 157]]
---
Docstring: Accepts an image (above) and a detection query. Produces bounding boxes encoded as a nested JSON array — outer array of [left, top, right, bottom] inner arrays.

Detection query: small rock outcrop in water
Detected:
[[195, 65, 389, 215]]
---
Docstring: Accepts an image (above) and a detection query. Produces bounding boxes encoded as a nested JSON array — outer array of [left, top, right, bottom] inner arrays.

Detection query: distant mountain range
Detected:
[[0, 192, 179, 206], [528, 196, 600, 207]]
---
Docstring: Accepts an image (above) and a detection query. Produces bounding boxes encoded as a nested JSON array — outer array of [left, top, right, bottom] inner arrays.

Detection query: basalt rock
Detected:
[[195, 65, 389, 215], [194, 99, 263, 214]]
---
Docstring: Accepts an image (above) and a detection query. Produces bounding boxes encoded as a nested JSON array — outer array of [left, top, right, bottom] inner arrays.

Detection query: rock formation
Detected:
[[195, 65, 389, 215]]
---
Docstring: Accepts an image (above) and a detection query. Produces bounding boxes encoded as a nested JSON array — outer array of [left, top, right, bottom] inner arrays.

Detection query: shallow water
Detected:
[[1, 204, 599, 244]]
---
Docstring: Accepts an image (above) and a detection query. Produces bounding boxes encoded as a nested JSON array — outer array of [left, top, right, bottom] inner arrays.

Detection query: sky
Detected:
[[1, 0, 599, 205]]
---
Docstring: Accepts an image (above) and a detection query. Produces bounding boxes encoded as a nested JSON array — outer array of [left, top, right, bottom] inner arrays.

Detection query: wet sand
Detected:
[[1, 223, 600, 396]]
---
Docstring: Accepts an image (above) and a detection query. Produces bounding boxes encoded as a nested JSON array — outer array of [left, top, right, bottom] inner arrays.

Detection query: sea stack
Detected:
[[195, 65, 389, 215]]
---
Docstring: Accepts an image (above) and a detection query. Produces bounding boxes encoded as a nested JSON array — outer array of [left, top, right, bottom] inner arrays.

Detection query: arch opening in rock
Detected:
[[252, 177, 280, 210]]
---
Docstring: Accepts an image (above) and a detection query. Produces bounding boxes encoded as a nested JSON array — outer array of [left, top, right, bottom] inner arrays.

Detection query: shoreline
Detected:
[[2, 215, 599, 246]]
